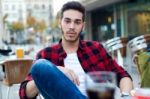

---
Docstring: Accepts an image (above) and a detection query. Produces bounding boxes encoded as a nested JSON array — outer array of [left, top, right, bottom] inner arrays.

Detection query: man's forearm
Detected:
[[26, 80, 39, 98], [119, 77, 133, 93]]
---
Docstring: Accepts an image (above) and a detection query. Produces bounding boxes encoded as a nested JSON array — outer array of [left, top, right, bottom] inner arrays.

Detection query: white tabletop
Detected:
[[0, 55, 33, 65]]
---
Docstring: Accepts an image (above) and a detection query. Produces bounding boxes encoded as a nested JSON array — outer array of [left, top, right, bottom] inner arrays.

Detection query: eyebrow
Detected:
[[64, 17, 82, 22]]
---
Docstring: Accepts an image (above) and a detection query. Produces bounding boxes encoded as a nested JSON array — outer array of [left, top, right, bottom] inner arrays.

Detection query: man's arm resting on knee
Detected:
[[26, 80, 39, 98], [119, 77, 133, 95]]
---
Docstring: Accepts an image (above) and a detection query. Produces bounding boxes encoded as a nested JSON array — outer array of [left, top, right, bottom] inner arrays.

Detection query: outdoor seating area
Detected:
[[1, 0, 150, 98], [0, 34, 149, 99], [104, 34, 150, 88], [0, 44, 44, 99], [2, 59, 33, 99]]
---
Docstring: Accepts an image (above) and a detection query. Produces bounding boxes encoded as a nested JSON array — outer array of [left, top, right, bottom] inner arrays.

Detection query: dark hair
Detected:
[[60, 1, 85, 21]]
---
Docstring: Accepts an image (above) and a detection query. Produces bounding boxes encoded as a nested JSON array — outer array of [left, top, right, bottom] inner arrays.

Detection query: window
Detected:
[[34, 4, 39, 9], [4, 4, 9, 10], [12, 5, 16, 10], [42, 4, 45, 9]]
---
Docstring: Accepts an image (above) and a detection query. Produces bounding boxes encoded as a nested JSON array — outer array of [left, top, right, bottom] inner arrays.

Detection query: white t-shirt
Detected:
[[64, 53, 86, 95]]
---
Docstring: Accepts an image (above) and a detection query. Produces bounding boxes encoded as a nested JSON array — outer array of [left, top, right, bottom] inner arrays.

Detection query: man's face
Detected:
[[60, 9, 84, 42]]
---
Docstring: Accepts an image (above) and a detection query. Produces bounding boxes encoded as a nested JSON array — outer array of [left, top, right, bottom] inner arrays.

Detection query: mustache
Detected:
[[67, 29, 76, 33]]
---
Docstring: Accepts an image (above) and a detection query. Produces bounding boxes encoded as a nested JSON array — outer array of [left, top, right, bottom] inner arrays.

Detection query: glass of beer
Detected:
[[16, 47, 24, 58], [85, 71, 116, 99]]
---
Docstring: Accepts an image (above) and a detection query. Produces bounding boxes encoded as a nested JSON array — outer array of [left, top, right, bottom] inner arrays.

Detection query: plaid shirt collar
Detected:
[[58, 39, 84, 58]]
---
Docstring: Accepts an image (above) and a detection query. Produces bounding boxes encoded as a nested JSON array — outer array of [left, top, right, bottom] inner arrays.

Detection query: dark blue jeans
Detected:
[[31, 59, 87, 99]]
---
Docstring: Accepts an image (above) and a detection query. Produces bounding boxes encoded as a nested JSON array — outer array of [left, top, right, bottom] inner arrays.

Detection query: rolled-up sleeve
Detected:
[[19, 74, 37, 99]]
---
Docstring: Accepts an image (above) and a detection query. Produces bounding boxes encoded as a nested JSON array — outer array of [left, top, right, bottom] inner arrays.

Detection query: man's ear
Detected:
[[58, 19, 61, 29], [83, 22, 86, 30]]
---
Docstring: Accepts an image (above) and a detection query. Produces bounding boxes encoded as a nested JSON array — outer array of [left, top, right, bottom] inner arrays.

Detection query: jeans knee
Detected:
[[31, 59, 59, 83], [31, 59, 54, 75]]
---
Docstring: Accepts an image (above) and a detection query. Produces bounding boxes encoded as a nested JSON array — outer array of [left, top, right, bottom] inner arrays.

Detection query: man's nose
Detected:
[[69, 22, 75, 29]]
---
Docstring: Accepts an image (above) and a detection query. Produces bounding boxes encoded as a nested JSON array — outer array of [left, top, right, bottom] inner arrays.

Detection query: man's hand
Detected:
[[57, 66, 80, 86]]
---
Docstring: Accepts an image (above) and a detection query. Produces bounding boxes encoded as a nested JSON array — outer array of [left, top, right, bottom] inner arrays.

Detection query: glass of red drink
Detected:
[[85, 71, 116, 99]]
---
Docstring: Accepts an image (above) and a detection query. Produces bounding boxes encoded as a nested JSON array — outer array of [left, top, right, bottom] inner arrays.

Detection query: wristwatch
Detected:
[[121, 92, 130, 97]]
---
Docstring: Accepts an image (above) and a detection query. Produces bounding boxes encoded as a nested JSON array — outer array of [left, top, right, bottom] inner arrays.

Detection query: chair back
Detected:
[[127, 34, 150, 69], [128, 35, 147, 53], [105, 37, 128, 57], [3, 59, 33, 86], [128, 34, 150, 53], [104, 37, 128, 67]]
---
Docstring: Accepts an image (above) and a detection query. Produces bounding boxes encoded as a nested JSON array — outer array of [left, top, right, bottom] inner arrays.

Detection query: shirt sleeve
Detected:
[[107, 57, 132, 85], [19, 51, 43, 99], [99, 43, 132, 85], [19, 51, 42, 99]]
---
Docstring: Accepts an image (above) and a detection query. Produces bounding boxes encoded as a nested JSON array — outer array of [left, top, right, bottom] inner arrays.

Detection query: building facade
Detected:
[[25, 0, 53, 26], [1, 0, 53, 25], [1, 0, 26, 22], [80, 0, 150, 41], [1, 0, 53, 44]]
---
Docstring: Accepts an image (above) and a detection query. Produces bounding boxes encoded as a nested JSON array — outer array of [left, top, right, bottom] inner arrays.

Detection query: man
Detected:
[[19, 1, 133, 99]]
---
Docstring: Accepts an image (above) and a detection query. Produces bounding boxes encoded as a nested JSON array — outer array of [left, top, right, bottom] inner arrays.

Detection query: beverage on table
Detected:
[[16, 47, 24, 58], [85, 71, 116, 99]]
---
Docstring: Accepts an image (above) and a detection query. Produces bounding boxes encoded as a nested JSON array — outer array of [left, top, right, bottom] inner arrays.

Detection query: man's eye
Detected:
[[65, 20, 71, 23], [75, 21, 81, 25]]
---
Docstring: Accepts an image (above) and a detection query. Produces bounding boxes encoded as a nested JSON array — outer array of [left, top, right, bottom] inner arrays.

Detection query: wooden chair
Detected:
[[104, 37, 128, 67], [2, 59, 33, 99]]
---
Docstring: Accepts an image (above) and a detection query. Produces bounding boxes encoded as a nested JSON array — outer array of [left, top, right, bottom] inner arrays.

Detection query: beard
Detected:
[[61, 28, 81, 43]]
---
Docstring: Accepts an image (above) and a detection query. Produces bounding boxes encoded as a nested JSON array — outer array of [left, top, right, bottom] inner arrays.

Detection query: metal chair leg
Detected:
[[0, 83, 2, 99], [7, 87, 10, 99]]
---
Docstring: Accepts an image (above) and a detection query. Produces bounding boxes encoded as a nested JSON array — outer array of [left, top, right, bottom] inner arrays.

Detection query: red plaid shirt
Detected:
[[19, 40, 131, 99]]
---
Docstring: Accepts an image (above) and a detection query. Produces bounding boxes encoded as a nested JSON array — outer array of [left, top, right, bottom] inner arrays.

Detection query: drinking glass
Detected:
[[85, 71, 116, 99], [16, 47, 24, 58]]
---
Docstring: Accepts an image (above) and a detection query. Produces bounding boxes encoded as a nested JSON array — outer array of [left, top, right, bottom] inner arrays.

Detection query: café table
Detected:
[[0, 55, 7, 99], [0, 54, 33, 99]]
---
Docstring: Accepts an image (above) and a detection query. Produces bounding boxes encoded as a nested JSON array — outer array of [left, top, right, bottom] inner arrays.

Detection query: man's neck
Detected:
[[62, 39, 79, 54]]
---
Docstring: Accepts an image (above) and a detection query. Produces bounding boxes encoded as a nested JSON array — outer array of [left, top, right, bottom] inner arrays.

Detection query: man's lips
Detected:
[[67, 32, 76, 36], [67, 31, 76, 34]]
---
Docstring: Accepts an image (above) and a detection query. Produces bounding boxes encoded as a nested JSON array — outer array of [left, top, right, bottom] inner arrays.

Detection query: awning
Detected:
[[81, 0, 128, 11]]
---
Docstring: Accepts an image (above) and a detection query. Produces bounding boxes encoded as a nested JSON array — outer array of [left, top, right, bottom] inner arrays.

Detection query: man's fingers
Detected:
[[57, 66, 80, 85], [69, 70, 80, 86]]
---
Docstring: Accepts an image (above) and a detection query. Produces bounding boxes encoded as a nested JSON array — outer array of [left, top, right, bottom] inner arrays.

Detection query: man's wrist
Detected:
[[121, 92, 130, 97]]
